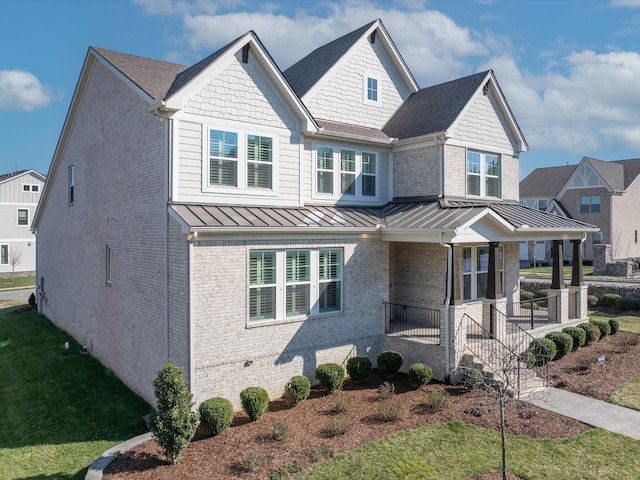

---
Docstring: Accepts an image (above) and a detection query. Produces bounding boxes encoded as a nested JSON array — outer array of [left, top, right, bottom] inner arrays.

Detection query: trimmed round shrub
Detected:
[[520, 290, 534, 301], [545, 331, 573, 359], [408, 363, 432, 388], [240, 387, 269, 421], [578, 322, 599, 344], [614, 297, 640, 311], [377, 350, 404, 378], [587, 295, 598, 307], [535, 289, 549, 299], [602, 293, 621, 307], [590, 319, 611, 338], [609, 318, 620, 335], [283, 376, 311, 407], [346, 356, 372, 383], [529, 338, 556, 365], [315, 363, 345, 394], [198, 397, 234, 435], [562, 326, 586, 350]]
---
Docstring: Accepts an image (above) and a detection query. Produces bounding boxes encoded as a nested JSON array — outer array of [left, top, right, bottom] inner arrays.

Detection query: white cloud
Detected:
[[0, 70, 51, 112], [610, 0, 640, 8]]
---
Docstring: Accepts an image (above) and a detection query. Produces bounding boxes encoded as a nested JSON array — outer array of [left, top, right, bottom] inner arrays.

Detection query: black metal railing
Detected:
[[384, 302, 441, 343], [506, 296, 557, 330]]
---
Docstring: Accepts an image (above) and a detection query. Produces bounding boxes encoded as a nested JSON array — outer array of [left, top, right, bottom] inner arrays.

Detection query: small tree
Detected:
[[9, 248, 22, 283], [150, 361, 199, 464]]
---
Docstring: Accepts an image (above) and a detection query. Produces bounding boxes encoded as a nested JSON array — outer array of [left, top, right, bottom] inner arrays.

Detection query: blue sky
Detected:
[[2, 0, 640, 180]]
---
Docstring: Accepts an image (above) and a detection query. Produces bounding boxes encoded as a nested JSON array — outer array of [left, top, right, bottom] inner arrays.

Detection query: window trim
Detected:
[[202, 124, 278, 196], [363, 72, 381, 105], [68, 166, 75, 204], [247, 248, 343, 325], [105, 245, 112, 286], [22, 183, 39, 192], [0, 244, 8, 265], [462, 245, 504, 301], [580, 195, 601, 213], [17, 208, 29, 227], [466, 150, 501, 199], [313, 144, 379, 201]]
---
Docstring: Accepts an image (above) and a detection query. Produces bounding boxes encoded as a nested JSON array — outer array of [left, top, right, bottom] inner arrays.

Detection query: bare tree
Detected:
[[9, 248, 22, 283]]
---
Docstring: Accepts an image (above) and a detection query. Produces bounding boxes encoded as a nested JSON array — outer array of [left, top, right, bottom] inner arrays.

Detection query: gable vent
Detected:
[[483, 80, 490, 95], [242, 44, 250, 63], [370, 31, 376, 44]]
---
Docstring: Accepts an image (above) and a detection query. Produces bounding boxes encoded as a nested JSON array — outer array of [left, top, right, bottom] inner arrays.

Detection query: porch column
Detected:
[[486, 242, 502, 299], [570, 239, 584, 287], [551, 240, 565, 289], [450, 244, 462, 305]]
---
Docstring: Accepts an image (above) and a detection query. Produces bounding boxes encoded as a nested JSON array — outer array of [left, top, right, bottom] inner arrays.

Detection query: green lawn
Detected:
[[520, 265, 594, 278], [0, 305, 152, 480], [298, 422, 640, 480], [0, 275, 36, 289]]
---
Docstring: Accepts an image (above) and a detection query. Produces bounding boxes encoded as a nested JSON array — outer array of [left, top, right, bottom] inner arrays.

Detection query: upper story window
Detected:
[[364, 74, 380, 105], [249, 248, 343, 323], [538, 199, 548, 211], [463, 245, 503, 301], [68, 166, 75, 204], [315, 145, 378, 200], [205, 126, 276, 194], [22, 184, 39, 192], [580, 195, 600, 213], [17, 209, 29, 226], [466, 151, 500, 198]]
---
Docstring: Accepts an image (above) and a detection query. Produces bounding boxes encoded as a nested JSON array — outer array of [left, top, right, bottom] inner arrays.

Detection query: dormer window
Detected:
[[466, 151, 500, 198]]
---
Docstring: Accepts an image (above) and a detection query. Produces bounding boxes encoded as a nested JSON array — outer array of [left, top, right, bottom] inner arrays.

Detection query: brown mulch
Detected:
[[104, 328, 640, 480]]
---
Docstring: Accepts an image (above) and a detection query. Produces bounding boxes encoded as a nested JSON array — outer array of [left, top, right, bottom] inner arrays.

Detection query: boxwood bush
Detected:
[[578, 322, 599, 344], [587, 295, 598, 307], [346, 356, 372, 383], [545, 331, 573, 359], [198, 397, 234, 435], [602, 293, 621, 307], [535, 289, 549, 298], [408, 363, 432, 388], [609, 318, 620, 335], [315, 363, 345, 393], [529, 338, 556, 365], [283, 376, 311, 407], [590, 319, 611, 338], [240, 386, 269, 421], [562, 326, 586, 350], [520, 290, 534, 301], [614, 296, 640, 311], [377, 350, 404, 378]]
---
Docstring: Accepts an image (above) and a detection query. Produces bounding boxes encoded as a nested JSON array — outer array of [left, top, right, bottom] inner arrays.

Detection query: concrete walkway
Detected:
[[520, 386, 640, 440]]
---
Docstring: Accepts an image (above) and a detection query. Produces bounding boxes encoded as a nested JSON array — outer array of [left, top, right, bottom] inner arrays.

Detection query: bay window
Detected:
[[315, 145, 378, 199], [467, 151, 500, 198]]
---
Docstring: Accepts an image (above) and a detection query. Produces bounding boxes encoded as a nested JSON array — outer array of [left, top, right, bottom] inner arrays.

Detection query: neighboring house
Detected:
[[0, 169, 45, 277], [33, 20, 597, 408], [520, 156, 640, 263]]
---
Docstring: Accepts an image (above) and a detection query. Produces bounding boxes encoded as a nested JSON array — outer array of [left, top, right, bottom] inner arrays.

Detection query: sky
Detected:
[[2, 0, 640, 181]]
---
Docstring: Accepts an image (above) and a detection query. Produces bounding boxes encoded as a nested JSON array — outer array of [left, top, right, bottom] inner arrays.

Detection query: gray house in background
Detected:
[[33, 20, 597, 409], [520, 156, 640, 264], [0, 169, 45, 277]]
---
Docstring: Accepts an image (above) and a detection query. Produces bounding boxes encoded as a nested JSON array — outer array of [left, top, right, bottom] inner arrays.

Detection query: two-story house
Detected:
[[33, 20, 597, 408], [0, 169, 45, 278], [520, 156, 640, 264]]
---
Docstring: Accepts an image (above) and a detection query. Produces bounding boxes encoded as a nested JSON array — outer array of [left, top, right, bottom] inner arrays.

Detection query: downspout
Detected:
[[165, 117, 172, 363], [440, 232, 452, 383]]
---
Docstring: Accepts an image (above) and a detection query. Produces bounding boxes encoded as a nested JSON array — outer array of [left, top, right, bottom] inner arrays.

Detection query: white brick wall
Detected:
[[393, 145, 440, 198]]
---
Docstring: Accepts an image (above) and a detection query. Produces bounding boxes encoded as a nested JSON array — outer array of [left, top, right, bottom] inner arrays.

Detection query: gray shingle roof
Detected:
[[519, 164, 576, 199], [586, 157, 640, 191], [382, 71, 489, 140], [0, 169, 29, 183], [283, 21, 377, 97], [316, 119, 391, 143]]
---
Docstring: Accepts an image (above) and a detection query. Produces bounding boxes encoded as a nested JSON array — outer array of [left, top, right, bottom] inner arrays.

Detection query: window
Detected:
[[32, 184, 39, 192], [17, 209, 29, 226], [466, 151, 500, 198], [367, 77, 378, 102], [0, 245, 8, 265], [593, 232, 603, 244], [22, 184, 39, 192], [22, 184, 30, 192], [105, 245, 112, 286], [315, 146, 378, 199], [248, 248, 343, 322], [206, 127, 275, 192], [69, 166, 75, 204], [580, 195, 600, 213], [463, 245, 503, 301], [538, 199, 548, 211]]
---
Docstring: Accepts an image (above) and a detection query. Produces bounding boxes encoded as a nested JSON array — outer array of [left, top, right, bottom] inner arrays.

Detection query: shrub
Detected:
[[614, 297, 640, 311], [562, 326, 586, 350], [529, 338, 556, 365], [28, 292, 36, 307], [346, 356, 372, 383], [315, 363, 345, 393], [578, 322, 598, 344], [545, 332, 573, 359], [602, 293, 621, 307], [378, 399, 402, 422], [535, 289, 549, 298], [587, 295, 598, 307], [240, 387, 269, 421], [426, 388, 448, 412], [520, 290, 534, 301], [609, 318, 620, 334], [150, 362, 199, 464], [198, 397, 234, 436], [377, 381, 395, 400], [237, 450, 264, 472], [329, 395, 348, 414], [408, 363, 433, 388], [590, 319, 611, 338], [377, 350, 404, 377], [272, 421, 289, 441], [283, 376, 310, 407], [326, 416, 351, 437]]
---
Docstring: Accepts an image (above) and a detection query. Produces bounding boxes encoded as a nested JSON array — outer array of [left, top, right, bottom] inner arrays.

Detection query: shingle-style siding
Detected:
[[36, 60, 168, 406], [392, 145, 440, 198], [304, 39, 411, 129], [189, 237, 389, 408]]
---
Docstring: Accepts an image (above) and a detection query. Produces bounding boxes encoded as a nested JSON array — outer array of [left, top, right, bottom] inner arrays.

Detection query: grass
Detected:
[[520, 265, 594, 278], [589, 313, 640, 335], [0, 304, 152, 480], [298, 422, 640, 480], [0, 275, 36, 289], [610, 379, 640, 411]]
